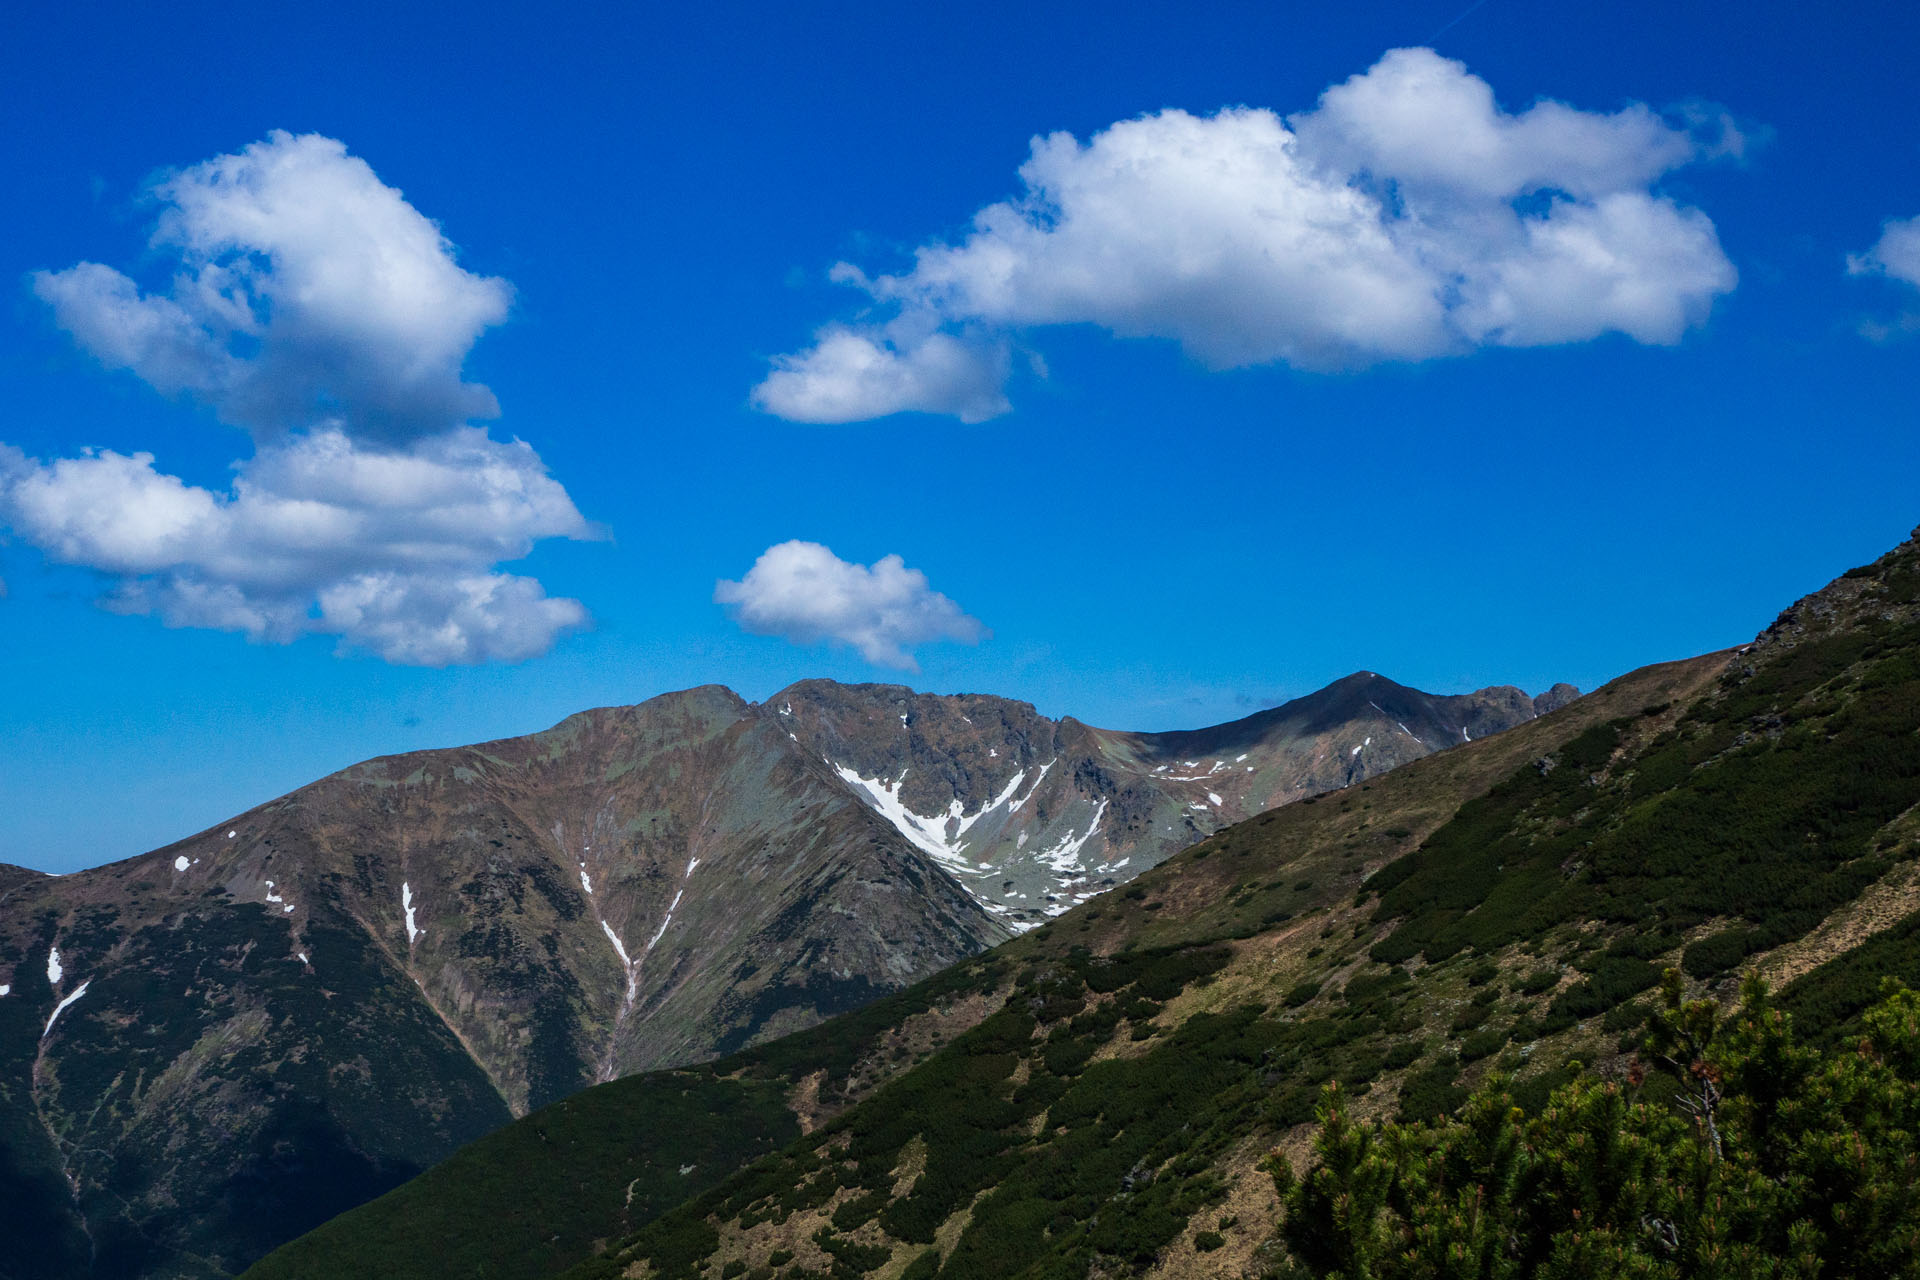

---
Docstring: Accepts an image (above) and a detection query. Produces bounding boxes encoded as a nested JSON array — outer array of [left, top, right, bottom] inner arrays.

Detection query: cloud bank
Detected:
[[10, 132, 592, 663], [753, 47, 1739, 423], [715, 541, 985, 670]]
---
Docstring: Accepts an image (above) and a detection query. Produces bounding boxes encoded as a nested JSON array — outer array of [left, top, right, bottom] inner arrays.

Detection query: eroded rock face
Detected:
[[779, 672, 1577, 931], [0, 670, 1574, 1279]]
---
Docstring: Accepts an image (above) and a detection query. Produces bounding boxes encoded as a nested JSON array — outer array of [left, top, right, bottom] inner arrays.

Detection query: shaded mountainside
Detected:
[[0, 687, 1005, 1280], [246, 527, 1920, 1280], [779, 672, 1571, 931], [0, 669, 1568, 1280]]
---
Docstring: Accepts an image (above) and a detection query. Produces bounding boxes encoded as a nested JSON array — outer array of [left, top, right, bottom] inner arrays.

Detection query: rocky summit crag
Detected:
[[0, 670, 1571, 1280]]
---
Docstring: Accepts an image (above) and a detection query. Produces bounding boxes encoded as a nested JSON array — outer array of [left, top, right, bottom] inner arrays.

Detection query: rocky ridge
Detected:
[[785, 673, 1578, 930]]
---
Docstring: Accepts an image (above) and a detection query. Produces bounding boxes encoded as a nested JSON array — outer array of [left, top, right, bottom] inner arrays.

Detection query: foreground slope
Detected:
[[253, 526, 1920, 1280]]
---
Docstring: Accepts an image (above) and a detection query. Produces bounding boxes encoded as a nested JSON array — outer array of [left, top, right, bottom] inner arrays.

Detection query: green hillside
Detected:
[[251, 528, 1920, 1280]]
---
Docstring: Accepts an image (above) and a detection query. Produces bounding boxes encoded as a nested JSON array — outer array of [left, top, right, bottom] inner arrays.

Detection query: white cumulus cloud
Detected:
[[715, 541, 985, 670], [33, 130, 510, 441], [0, 430, 591, 664], [12, 132, 595, 664], [753, 47, 1739, 422], [752, 322, 1010, 424]]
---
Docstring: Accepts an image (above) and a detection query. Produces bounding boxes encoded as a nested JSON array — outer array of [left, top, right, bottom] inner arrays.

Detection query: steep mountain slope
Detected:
[[780, 673, 1574, 931], [248, 526, 1920, 1280], [0, 668, 1568, 1280], [0, 688, 1005, 1280]]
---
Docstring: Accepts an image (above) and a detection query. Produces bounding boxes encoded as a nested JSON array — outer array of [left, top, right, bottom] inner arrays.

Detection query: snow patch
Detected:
[[0, 984, 9, 997], [600, 920, 633, 967], [173, 855, 189, 872], [684, 858, 700, 878], [1208, 792, 1223, 806], [600, 920, 639, 1002], [42, 980, 90, 1039], [835, 762, 1045, 880], [227, 831, 236, 839], [1008, 760, 1054, 812], [646, 911, 675, 952], [297, 952, 309, 965], [1235, 754, 1248, 762], [401, 883, 422, 946], [46, 949, 62, 985], [580, 868, 594, 895], [1035, 799, 1109, 874]]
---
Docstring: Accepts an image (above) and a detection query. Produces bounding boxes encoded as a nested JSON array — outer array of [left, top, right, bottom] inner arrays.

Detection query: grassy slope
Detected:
[[258, 529, 1920, 1280], [240, 957, 1017, 1280]]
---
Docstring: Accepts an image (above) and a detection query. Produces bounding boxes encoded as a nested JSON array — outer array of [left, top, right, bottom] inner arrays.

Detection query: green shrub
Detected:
[[1516, 969, 1560, 995]]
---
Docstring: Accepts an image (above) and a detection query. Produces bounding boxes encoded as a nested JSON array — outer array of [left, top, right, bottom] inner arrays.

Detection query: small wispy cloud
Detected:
[[1849, 215, 1920, 291], [715, 540, 985, 670], [1848, 214, 1920, 341], [753, 47, 1741, 423]]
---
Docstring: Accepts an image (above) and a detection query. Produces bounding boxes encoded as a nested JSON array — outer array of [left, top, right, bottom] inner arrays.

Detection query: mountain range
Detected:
[[236, 524, 1920, 1280], [0, 670, 1571, 1279]]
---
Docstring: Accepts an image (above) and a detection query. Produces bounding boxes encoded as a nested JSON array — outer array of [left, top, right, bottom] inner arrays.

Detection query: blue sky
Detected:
[[3, 0, 1918, 873]]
